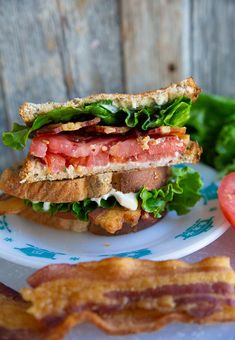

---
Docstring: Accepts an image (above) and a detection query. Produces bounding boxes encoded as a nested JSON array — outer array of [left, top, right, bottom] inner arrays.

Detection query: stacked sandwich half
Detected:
[[0, 78, 203, 235]]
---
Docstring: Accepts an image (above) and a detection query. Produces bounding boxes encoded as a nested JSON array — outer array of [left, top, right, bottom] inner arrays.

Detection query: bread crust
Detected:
[[19, 207, 88, 233], [0, 166, 169, 203], [19, 141, 201, 183], [19, 78, 201, 125]]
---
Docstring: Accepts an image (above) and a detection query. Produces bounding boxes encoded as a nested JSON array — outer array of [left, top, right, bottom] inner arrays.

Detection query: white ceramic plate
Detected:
[[0, 163, 230, 268]]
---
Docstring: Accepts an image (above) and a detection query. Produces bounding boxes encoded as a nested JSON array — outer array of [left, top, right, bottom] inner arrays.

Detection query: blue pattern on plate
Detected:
[[14, 244, 66, 259], [99, 248, 152, 259], [69, 257, 80, 261], [175, 217, 214, 240], [0, 215, 11, 233], [4, 237, 13, 242], [201, 182, 218, 205]]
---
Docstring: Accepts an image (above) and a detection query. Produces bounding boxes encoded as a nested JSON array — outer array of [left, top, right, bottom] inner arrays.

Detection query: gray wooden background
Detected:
[[0, 0, 234, 167]]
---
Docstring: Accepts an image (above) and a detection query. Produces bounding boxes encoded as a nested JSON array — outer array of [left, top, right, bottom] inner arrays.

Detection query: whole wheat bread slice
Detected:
[[0, 165, 169, 203], [19, 141, 201, 183], [20, 207, 89, 233], [19, 78, 200, 125]]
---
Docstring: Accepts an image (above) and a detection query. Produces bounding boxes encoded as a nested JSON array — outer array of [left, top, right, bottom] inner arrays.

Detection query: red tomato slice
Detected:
[[218, 172, 235, 227], [86, 151, 110, 167], [45, 153, 66, 174], [30, 137, 48, 158]]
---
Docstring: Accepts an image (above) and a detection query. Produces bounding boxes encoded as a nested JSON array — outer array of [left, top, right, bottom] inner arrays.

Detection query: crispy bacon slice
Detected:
[[36, 117, 101, 135], [85, 125, 131, 134], [0, 282, 44, 339], [22, 257, 235, 337], [88, 207, 160, 235], [148, 126, 186, 136], [0, 194, 25, 215]]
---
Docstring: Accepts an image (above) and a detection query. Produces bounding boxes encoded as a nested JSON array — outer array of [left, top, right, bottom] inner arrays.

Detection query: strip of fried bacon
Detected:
[[0, 282, 45, 340], [36, 117, 101, 135], [0, 193, 26, 215], [21, 257, 235, 338]]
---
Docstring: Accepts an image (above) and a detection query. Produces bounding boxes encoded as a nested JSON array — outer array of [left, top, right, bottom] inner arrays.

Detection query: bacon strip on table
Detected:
[[22, 257, 235, 337], [0, 282, 45, 340], [36, 117, 101, 135]]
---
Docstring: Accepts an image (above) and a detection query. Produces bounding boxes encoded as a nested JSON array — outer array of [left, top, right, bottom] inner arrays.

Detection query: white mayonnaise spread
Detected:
[[43, 202, 51, 211], [91, 189, 138, 211]]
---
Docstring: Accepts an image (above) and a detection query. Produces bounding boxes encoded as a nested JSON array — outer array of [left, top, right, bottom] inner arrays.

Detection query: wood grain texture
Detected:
[[0, 0, 68, 165], [190, 0, 235, 96], [56, 0, 123, 98], [121, 0, 184, 92]]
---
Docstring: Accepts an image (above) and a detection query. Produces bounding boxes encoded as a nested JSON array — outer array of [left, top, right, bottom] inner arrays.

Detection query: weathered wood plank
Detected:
[[121, 0, 184, 92], [0, 70, 14, 168], [56, 0, 123, 98], [0, 0, 68, 166], [0, 0, 68, 118], [190, 0, 235, 96]]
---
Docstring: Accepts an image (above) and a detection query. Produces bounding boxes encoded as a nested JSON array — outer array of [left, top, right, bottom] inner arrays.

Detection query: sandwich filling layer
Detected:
[[24, 166, 202, 224], [29, 132, 189, 173], [3, 96, 192, 151]]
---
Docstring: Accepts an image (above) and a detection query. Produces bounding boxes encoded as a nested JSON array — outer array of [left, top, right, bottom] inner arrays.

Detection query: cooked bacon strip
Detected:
[[0, 282, 44, 340], [0, 194, 26, 215], [148, 126, 186, 136], [89, 207, 141, 234], [36, 117, 101, 135], [37, 306, 235, 338], [88, 208, 160, 235], [21, 257, 235, 337], [85, 125, 131, 134], [0, 282, 22, 301], [27, 257, 231, 288]]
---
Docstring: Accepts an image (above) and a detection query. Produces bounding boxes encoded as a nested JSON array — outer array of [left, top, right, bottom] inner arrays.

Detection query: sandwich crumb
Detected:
[[137, 136, 150, 150]]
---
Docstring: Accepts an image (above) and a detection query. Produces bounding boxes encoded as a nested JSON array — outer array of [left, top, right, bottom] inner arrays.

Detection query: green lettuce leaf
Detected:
[[72, 199, 98, 220], [187, 93, 235, 175], [3, 97, 191, 150], [214, 119, 235, 173], [25, 166, 202, 221], [139, 166, 203, 218], [25, 196, 118, 222]]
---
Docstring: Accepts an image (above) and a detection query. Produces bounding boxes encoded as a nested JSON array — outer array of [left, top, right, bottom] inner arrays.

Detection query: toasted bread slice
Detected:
[[19, 141, 201, 183], [19, 78, 200, 125], [19, 207, 88, 233], [0, 165, 169, 203]]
